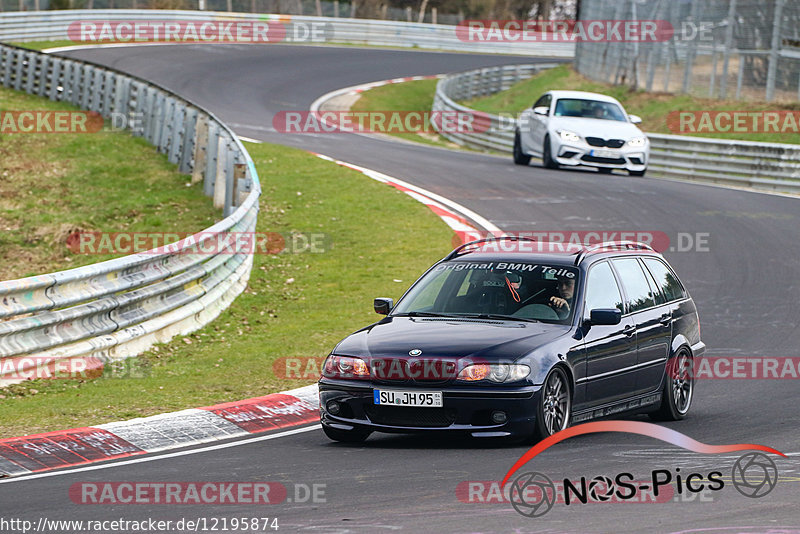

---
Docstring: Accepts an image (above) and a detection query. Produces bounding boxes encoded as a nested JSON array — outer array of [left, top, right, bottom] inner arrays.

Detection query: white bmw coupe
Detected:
[[514, 90, 649, 176]]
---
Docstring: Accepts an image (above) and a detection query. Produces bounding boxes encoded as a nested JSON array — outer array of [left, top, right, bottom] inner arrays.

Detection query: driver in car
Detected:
[[549, 275, 576, 319]]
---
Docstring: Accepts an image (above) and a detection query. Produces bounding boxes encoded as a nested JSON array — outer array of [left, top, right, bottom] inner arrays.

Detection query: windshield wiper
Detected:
[[393, 311, 463, 318], [455, 313, 539, 323]]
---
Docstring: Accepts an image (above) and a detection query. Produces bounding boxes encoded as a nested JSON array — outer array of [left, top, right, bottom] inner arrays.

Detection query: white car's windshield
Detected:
[[392, 261, 580, 323], [553, 98, 627, 122]]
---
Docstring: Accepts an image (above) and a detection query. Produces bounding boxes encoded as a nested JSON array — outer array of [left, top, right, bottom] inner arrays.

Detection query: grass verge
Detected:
[[0, 85, 217, 280], [349, 78, 466, 150], [0, 140, 454, 438], [10, 41, 77, 51], [465, 64, 800, 144]]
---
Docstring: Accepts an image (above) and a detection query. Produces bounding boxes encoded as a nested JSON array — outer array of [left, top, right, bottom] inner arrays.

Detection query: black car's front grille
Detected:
[[364, 406, 457, 427], [586, 137, 625, 148], [582, 155, 626, 164]]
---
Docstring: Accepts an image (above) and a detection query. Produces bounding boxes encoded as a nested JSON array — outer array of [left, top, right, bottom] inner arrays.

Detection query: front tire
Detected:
[[598, 167, 613, 174], [542, 136, 559, 169], [533, 366, 571, 441], [629, 169, 646, 177], [322, 424, 371, 443], [649, 350, 693, 421], [513, 131, 532, 166]]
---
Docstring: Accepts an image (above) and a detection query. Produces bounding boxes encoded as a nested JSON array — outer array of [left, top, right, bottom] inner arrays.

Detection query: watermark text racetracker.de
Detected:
[[67, 231, 329, 255], [0, 111, 104, 134], [68, 19, 333, 44], [672, 356, 800, 380], [667, 110, 800, 135], [0, 355, 148, 381], [455, 19, 718, 43], [272, 110, 489, 134], [454, 230, 711, 253], [70, 481, 325, 505]]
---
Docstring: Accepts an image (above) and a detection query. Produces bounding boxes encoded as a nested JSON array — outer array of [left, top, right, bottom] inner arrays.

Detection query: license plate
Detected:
[[373, 389, 443, 408], [591, 149, 619, 158]]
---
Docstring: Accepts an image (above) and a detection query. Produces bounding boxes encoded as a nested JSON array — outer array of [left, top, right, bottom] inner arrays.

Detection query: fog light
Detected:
[[326, 401, 341, 415], [491, 411, 507, 424]]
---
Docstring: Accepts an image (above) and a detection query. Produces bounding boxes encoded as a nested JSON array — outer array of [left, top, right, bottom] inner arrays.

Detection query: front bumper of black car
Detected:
[[318, 379, 540, 438]]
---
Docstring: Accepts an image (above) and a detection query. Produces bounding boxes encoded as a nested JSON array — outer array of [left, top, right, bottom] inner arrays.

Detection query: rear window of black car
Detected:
[[643, 258, 687, 302], [611, 258, 657, 313]]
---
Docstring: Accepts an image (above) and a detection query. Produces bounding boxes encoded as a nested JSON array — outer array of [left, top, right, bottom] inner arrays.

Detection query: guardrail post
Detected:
[[25, 51, 37, 94], [169, 102, 185, 164], [205, 122, 219, 197], [48, 56, 62, 101], [180, 107, 198, 174], [233, 163, 248, 208], [213, 135, 228, 209], [192, 115, 209, 185], [13, 50, 25, 91], [224, 143, 236, 216], [159, 96, 176, 155]]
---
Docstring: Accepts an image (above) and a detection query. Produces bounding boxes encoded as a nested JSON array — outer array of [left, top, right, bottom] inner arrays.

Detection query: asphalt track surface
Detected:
[[1, 44, 798, 533]]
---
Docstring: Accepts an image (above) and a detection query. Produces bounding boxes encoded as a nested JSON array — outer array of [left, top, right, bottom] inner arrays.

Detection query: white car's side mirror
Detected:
[[629, 114, 642, 124], [533, 106, 549, 116]]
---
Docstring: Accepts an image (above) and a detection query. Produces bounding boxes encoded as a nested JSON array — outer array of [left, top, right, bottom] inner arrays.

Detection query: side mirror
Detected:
[[374, 297, 394, 315], [588, 308, 622, 326], [629, 114, 642, 124], [533, 106, 549, 116]]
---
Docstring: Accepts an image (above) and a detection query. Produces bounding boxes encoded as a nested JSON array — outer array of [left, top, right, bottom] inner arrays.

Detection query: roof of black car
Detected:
[[445, 238, 659, 267]]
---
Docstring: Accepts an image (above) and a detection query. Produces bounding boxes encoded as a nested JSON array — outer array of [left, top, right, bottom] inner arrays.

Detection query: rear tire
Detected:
[[513, 131, 532, 166], [322, 424, 371, 443], [532, 366, 571, 442], [630, 169, 646, 177], [649, 350, 693, 421], [542, 136, 559, 169]]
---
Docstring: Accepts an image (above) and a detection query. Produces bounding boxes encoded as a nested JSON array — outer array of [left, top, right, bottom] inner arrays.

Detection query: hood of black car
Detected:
[[333, 316, 568, 361]]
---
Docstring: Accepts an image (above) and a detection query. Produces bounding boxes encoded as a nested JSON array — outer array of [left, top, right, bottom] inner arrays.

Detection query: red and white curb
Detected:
[[0, 385, 318, 478]]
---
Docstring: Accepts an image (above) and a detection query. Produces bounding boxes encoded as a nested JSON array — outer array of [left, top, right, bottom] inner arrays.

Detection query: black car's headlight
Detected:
[[456, 364, 530, 383], [322, 355, 370, 379]]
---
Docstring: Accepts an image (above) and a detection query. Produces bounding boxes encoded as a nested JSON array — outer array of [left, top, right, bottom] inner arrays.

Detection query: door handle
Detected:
[[622, 325, 636, 337], [659, 313, 672, 325]]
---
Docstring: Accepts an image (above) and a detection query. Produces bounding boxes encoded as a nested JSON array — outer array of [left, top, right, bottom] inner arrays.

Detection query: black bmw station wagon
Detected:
[[319, 237, 704, 443]]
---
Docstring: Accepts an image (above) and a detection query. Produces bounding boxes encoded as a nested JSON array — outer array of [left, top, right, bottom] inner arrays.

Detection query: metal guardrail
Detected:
[[0, 41, 261, 383], [432, 64, 800, 194], [0, 9, 575, 58]]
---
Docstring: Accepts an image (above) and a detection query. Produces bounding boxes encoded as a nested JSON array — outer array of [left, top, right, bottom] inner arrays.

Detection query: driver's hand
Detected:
[[550, 296, 569, 310]]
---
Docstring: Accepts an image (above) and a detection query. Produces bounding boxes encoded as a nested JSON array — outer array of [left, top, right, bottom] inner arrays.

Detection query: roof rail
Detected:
[[445, 235, 537, 260], [574, 240, 655, 265]]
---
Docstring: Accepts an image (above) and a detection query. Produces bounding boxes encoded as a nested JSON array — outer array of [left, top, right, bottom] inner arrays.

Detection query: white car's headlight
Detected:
[[627, 137, 647, 148], [558, 130, 581, 143]]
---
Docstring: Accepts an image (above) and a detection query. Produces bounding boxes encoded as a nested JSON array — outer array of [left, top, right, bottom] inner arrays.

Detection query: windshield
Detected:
[[392, 261, 580, 324], [553, 98, 627, 122]]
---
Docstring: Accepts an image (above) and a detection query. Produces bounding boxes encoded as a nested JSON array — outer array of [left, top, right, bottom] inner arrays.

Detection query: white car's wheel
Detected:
[[542, 136, 559, 169], [513, 131, 532, 166]]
